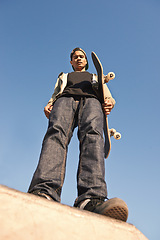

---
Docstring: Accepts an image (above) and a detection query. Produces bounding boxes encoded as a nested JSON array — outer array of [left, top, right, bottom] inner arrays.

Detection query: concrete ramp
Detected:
[[0, 185, 148, 240]]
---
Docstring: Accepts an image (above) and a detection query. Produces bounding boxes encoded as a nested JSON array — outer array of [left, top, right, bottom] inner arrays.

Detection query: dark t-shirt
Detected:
[[60, 71, 97, 99]]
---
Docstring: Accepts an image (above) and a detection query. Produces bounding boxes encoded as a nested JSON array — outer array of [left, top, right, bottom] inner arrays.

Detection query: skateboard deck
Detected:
[[91, 52, 121, 158]]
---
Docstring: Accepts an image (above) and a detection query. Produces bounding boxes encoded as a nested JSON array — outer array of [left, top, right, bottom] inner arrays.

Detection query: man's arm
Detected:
[[43, 72, 67, 119], [92, 74, 116, 110], [43, 82, 59, 119]]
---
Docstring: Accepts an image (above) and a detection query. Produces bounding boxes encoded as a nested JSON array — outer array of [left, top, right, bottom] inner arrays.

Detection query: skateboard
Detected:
[[91, 51, 121, 158]]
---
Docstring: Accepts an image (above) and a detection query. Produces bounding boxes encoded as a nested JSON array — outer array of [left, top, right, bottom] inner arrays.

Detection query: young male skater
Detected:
[[28, 48, 128, 221]]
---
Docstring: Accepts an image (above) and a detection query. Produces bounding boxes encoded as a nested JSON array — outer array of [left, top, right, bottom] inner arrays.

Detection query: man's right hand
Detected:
[[44, 103, 53, 119]]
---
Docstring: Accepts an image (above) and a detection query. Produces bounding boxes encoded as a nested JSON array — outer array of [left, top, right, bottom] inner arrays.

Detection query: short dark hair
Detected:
[[70, 47, 88, 70]]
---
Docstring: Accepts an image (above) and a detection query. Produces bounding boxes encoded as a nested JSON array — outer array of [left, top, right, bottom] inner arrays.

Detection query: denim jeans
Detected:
[[28, 97, 108, 205]]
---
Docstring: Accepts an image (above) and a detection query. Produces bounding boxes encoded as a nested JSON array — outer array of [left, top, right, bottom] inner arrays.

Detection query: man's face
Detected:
[[70, 51, 87, 72]]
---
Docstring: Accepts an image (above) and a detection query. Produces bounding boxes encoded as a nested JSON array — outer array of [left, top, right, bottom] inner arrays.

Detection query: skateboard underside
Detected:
[[91, 52, 111, 158]]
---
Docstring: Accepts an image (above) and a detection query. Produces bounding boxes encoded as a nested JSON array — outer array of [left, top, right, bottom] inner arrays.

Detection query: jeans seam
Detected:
[[77, 98, 84, 183]]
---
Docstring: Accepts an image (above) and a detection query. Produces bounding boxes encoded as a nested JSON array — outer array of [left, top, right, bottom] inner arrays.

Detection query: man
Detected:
[[28, 48, 128, 221]]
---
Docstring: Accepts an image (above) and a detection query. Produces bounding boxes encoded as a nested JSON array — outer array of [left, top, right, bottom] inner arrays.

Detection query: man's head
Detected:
[[70, 47, 89, 71]]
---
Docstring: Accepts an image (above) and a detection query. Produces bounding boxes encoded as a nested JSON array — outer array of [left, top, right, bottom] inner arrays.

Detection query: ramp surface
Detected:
[[0, 185, 148, 240]]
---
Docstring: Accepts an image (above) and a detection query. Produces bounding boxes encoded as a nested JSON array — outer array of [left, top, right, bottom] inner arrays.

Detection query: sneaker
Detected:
[[76, 197, 128, 222], [31, 190, 53, 201]]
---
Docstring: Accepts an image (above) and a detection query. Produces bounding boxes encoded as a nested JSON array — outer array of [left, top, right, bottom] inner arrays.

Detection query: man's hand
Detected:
[[102, 99, 113, 116], [44, 103, 53, 119]]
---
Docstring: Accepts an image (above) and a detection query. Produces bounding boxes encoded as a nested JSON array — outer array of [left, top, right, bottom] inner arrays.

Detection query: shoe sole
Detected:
[[94, 198, 128, 222]]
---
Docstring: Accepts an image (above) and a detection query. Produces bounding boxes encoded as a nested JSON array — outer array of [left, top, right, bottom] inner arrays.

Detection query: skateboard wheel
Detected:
[[109, 128, 116, 137], [108, 72, 115, 80], [114, 132, 121, 140]]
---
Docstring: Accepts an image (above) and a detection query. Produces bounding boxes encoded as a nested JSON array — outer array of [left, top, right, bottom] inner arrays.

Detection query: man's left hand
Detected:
[[102, 99, 113, 116]]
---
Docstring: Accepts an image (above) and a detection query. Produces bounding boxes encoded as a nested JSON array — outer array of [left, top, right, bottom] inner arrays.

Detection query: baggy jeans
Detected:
[[28, 97, 108, 205]]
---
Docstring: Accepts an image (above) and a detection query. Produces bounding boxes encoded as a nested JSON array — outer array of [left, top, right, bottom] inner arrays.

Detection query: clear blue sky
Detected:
[[0, 1, 159, 239]]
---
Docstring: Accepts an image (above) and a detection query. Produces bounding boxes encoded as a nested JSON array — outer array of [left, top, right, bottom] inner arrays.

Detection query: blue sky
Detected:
[[0, 0, 160, 239]]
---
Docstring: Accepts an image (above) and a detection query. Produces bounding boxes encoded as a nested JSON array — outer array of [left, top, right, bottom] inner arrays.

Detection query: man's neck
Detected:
[[75, 68, 86, 72]]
